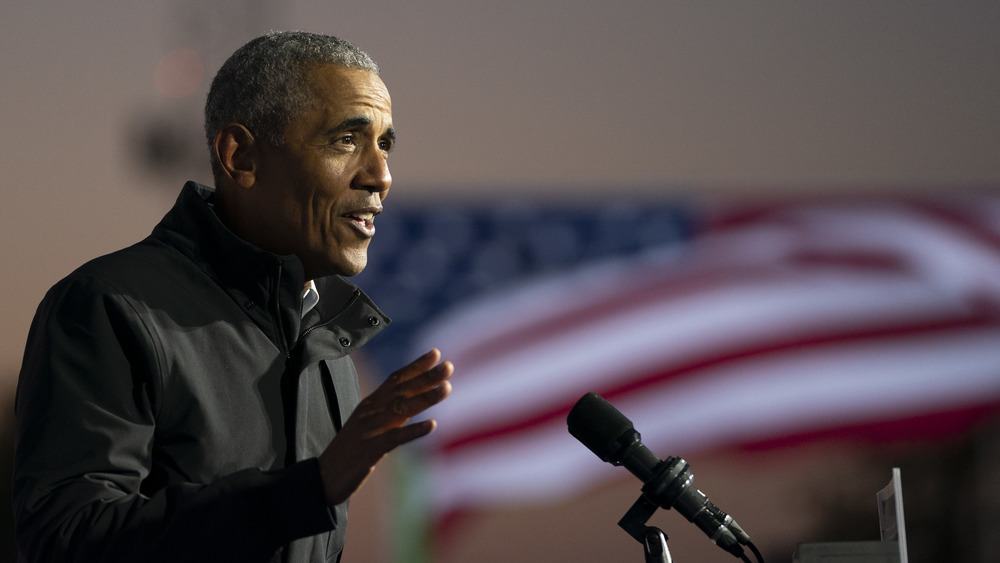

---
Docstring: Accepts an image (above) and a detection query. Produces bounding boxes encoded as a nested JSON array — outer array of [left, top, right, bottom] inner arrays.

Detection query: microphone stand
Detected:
[[619, 494, 674, 563]]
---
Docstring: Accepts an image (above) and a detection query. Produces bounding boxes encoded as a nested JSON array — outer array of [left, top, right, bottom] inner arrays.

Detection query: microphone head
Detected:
[[567, 392, 636, 463]]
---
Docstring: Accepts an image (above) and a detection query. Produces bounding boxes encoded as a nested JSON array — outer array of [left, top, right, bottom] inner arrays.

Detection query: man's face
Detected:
[[251, 64, 394, 279]]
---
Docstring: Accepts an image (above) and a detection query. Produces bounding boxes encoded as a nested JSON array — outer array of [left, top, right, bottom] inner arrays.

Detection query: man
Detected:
[[13, 31, 452, 562]]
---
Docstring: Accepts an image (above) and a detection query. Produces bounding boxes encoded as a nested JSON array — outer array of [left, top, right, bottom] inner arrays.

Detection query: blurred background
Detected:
[[2, 2, 999, 562]]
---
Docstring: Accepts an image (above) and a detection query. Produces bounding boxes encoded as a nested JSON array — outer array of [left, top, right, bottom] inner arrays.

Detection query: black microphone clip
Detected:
[[568, 392, 754, 560], [639, 456, 749, 558]]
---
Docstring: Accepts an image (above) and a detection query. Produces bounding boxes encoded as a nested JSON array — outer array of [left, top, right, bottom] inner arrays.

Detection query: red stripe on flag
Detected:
[[436, 312, 999, 455], [737, 401, 1000, 453]]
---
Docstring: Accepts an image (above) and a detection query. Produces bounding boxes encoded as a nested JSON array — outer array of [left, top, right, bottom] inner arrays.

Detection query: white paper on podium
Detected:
[[794, 468, 910, 562], [876, 467, 908, 563]]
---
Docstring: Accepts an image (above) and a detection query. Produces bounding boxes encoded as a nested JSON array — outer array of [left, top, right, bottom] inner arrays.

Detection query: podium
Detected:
[[793, 468, 909, 563]]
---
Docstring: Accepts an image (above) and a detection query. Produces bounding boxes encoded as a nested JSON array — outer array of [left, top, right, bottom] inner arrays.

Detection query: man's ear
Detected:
[[213, 124, 258, 189]]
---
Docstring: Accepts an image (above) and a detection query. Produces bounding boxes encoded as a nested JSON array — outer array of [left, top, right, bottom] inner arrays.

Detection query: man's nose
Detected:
[[354, 145, 392, 197]]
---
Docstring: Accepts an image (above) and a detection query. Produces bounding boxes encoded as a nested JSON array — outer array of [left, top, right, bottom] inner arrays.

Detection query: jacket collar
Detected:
[[151, 182, 390, 352]]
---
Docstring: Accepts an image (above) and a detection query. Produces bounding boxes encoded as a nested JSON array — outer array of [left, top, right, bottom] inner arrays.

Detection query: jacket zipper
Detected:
[[272, 260, 291, 358]]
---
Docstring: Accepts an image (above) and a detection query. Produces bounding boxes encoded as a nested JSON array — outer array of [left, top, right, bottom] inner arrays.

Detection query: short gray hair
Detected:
[[204, 30, 379, 177]]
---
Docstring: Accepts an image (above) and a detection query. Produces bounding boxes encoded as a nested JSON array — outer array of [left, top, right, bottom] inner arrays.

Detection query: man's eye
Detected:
[[337, 135, 355, 145], [379, 139, 393, 151]]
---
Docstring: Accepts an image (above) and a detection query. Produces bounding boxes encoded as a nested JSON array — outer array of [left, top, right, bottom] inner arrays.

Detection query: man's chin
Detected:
[[312, 256, 367, 279]]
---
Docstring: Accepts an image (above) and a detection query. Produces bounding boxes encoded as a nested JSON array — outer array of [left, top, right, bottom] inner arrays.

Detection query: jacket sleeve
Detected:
[[12, 275, 336, 563]]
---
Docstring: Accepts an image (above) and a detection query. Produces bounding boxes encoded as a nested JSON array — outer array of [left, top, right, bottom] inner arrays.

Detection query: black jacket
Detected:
[[13, 182, 390, 562]]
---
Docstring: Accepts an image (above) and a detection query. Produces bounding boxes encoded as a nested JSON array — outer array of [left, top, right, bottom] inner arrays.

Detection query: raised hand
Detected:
[[318, 348, 453, 506]]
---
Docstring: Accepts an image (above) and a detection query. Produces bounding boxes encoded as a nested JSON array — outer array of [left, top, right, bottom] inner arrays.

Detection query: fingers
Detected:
[[376, 349, 453, 423], [387, 348, 448, 384], [394, 353, 453, 393], [388, 378, 451, 423], [372, 417, 438, 452]]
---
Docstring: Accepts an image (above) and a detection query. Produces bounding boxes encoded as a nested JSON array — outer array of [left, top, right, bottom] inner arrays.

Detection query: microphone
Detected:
[[567, 392, 751, 559]]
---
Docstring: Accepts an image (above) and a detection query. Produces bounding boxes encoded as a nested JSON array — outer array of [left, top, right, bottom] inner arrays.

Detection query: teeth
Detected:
[[349, 212, 374, 222]]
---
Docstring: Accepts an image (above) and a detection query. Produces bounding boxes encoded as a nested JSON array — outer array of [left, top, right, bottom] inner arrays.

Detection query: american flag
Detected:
[[357, 191, 1000, 521]]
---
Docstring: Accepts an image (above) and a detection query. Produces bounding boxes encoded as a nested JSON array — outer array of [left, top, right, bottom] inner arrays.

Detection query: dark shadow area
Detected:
[[1, 386, 17, 563], [793, 418, 1000, 563]]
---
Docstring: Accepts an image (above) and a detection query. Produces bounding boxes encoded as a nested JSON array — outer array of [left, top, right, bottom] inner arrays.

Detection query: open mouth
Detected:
[[343, 210, 377, 237]]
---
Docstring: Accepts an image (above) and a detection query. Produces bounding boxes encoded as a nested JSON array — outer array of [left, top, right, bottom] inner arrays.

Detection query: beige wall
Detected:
[[3, 2, 999, 380]]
